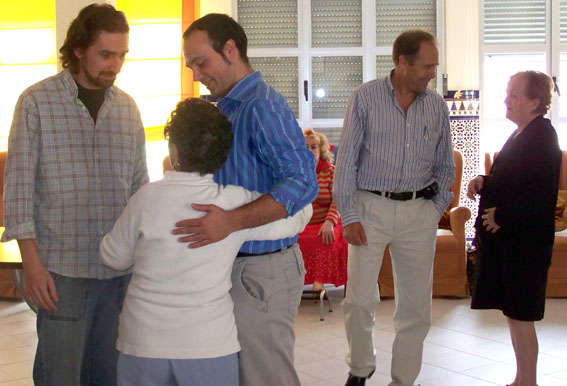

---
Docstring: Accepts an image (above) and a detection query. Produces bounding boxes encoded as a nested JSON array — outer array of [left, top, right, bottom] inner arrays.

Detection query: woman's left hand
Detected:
[[481, 207, 501, 233], [317, 220, 335, 245]]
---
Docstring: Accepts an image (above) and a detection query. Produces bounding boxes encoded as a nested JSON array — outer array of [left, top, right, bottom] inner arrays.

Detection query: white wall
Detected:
[[199, 0, 232, 17], [444, 0, 479, 91]]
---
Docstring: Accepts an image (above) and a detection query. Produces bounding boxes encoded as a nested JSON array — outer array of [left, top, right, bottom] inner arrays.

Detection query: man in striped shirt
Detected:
[[178, 14, 318, 386], [334, 30, 455, 386]]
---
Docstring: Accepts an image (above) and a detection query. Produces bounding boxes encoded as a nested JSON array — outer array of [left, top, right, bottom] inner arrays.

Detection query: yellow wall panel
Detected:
[[0, 29, 56, 65], [117, 0, 181, 23], [0, 0, 56, 28], [127, 24, 182, 60]]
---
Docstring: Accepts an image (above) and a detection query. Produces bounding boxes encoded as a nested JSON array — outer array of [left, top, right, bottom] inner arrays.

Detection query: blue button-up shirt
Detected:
[[215, 71, 318, 254], [334, 74, 455, 226]]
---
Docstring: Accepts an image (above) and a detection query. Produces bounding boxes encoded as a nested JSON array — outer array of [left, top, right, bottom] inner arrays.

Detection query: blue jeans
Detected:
[[33, 272, 131, 386], [117, 353, 239, 386]]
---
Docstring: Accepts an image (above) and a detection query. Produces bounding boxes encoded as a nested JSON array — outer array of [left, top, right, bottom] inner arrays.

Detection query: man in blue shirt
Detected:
[[177, 13, 318, 386]]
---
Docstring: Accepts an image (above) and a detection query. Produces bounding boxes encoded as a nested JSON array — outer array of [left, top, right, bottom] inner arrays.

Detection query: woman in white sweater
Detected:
[[99, 98, 311, 386]]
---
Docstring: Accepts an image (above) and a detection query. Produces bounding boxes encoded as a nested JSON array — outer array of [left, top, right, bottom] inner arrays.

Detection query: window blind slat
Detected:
[[484, 0, 547, 44], [376, 0, 436, 46]]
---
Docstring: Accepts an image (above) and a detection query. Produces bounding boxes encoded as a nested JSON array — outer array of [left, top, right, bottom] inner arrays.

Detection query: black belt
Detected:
[[236, 245, 293, 258], [367, 182, 437, 201]]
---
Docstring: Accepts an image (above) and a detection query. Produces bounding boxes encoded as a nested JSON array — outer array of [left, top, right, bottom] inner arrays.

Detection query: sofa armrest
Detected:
[[448, 206, 472, 242]]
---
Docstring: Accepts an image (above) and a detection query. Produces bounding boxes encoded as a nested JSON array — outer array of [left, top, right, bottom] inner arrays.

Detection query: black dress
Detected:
[[471, 115, 561, 321]]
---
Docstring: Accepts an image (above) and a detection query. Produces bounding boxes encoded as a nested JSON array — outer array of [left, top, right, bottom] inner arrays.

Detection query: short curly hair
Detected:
[[303, 128, 333, 163], [164, 98, 233, 175]]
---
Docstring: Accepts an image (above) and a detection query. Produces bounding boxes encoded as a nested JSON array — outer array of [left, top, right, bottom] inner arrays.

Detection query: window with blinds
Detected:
[[311, 0, 362, 48], [562, 0, 567, 43], [376, 0, 436, 46], [483, 0, 546, 44], [481, 0, 566, 150], [238, 0, 297, 48], [235, 0, 439, 145]]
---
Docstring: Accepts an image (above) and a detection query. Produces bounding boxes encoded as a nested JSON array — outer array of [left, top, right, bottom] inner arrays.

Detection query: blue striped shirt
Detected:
[[215, 71, 318, 254], [333, 75, 455, 226]]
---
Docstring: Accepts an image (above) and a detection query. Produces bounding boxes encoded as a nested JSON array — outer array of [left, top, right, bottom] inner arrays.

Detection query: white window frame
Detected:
[[479, 0, 564, 152], [233, 0, 444, 143]]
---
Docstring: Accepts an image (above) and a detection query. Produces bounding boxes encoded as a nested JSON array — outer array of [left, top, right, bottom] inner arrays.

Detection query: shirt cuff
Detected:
[[1, 221, 36, 242], [340, 210, 360, 227]]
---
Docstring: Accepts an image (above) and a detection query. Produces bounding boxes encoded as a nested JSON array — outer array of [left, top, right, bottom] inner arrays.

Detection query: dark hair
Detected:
[[183, 13, 249, 65], [164, 98, 233, 175], [392, 29, 437, 66], [511, 71, 554, 115], [59, 4, 129, 73]]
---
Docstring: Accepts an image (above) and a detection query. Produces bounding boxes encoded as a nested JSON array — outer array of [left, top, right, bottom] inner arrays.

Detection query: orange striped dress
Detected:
[[298, 161, 348, 286]]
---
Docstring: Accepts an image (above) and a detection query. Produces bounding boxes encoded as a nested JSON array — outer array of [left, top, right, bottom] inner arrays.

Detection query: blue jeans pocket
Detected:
[[42, 273, 88, 321]]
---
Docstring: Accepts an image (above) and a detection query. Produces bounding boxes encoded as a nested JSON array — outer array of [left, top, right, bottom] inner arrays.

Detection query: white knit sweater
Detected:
[[100, 172, 311, 359]]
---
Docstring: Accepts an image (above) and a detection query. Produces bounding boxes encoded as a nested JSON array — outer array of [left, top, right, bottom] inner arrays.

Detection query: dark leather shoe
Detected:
[[344, 370, 375, 386]]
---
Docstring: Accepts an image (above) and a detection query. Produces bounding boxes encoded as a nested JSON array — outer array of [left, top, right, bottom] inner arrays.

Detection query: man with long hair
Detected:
[[2, 4, 148, 385]]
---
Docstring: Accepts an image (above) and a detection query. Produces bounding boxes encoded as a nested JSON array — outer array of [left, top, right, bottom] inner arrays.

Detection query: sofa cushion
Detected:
[[555, 190, 567, 232]]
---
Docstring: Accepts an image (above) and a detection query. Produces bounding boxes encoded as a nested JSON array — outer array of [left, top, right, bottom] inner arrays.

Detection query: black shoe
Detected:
[[344, 370, 375, 386]]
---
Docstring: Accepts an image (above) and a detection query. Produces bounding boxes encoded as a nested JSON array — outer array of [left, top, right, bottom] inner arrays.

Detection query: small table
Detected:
[[0, 227, 35, 311], [0, 227, 23, 269]]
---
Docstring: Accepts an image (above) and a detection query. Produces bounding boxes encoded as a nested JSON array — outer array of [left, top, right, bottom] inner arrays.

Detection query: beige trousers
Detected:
[[230, 244, 305, 386], [344, 191, 439, 386]]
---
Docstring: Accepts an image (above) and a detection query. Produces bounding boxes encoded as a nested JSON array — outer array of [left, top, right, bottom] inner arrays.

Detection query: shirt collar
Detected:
[[386, 69, 427, 102], [219, 70, 262, 104]]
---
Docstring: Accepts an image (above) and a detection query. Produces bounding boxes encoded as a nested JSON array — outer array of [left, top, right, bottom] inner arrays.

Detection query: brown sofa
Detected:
[[485, 151, 567, 298], [378, 150, 471, 298]]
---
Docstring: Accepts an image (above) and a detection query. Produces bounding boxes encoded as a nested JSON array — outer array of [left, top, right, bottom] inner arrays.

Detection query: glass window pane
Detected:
[[376, 0, 436, 47], [312, 56, 362, 119], [314, 127, 343, 148], [238, 0, 297, 48], [312, 0, 362, 48], [482, 53, 546, 151], [483, 0, 546, 44], [249, 57, 299, 117], [376, 55, 392, 79], [562, 0, 567, 43], [559, 53, 567, 148]]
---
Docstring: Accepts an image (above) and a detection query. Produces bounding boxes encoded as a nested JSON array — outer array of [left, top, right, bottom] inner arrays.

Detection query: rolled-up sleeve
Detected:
[[2, 93, 40, 242]]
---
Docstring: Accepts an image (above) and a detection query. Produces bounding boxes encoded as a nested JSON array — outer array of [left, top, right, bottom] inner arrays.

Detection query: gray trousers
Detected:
[[230, 244, 305, 386]]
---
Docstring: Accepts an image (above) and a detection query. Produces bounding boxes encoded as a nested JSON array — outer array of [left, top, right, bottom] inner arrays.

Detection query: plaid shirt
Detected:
[[2, 69, 149, 279]]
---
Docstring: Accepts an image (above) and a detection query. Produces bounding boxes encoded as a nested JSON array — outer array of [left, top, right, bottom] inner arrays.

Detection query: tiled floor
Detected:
[[0, 288, 566, 386], [295, 287, 567, 386]]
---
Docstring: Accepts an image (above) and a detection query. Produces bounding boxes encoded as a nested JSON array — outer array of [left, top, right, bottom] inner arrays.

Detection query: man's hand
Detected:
[[24, 262, 58, 311], [17, 239, 58, 311], [173, 204, 238, 248], [343, 222, 368, 246], [317, 220, 335, 245], [481, 207, 501, 233], [467, 175, 484, 201]]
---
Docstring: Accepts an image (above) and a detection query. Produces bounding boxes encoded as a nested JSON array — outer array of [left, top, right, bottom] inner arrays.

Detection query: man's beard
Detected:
[[85, 69, 116, 89]]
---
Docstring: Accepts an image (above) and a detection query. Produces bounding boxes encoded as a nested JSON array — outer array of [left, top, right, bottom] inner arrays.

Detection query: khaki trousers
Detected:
[[344, 191, 439, 386], [230, 244, 305, 386]]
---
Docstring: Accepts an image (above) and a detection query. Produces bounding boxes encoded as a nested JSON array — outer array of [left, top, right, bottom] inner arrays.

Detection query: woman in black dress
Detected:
[[467, 71, 560, 386]]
